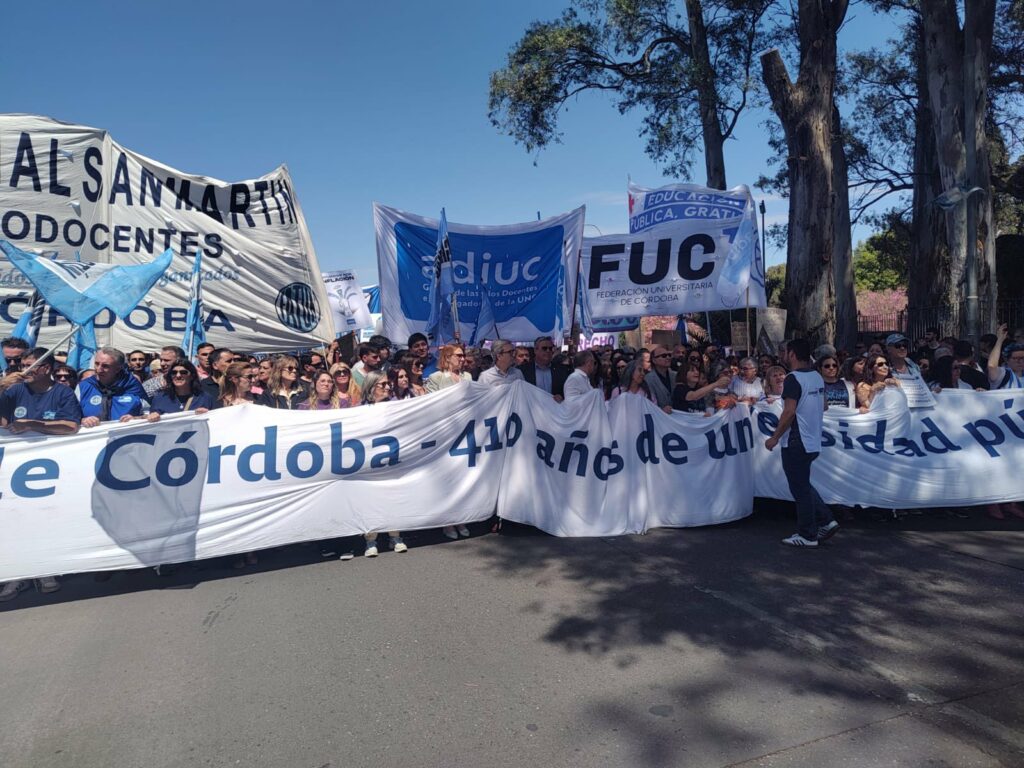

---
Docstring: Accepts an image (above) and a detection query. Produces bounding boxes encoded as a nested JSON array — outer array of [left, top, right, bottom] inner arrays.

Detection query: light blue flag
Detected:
[[181, 250, 206, 360], [0, 241, 174, 325], [65, 250, 97, 371], [424, 209, 456, 343], [67, 320, 97, 371], [470, 283, 499, 345], [11, 290, 45, 347]]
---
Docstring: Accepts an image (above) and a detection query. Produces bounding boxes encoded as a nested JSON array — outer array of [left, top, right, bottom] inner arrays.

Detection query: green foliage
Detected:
[[488, 0, 776, 177], [853, 224, 909, 291], [765, 264, 786, 308]]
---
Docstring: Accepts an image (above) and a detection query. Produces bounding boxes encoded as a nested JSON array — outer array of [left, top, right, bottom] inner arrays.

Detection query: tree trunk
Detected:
[[760, 0, 848, 347], [832, 105, 857, 349], [908, 17, 953, 322], [965, 2, 998, 331], [920, 0, 996, 335], [685, 0, 727, 189]]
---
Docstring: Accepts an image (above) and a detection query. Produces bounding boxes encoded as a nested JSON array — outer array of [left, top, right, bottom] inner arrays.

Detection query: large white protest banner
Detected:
[[752, 388, 1024, 507], [374, 204, 585, 342], [581, 182, 767, 320], [0, 114, 335, 351], [3, 384, 1024, 581], [0, 382, 754, 581]]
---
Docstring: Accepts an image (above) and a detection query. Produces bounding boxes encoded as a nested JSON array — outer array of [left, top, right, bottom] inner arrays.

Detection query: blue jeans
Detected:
[[781, 447, 834, 540]]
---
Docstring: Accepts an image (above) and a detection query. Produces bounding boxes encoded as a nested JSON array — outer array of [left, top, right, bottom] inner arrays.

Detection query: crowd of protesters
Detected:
[[2, 321, 1023, 599]]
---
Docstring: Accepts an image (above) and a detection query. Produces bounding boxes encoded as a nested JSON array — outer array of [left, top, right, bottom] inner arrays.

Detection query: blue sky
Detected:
[[2, 1, 897, 284]]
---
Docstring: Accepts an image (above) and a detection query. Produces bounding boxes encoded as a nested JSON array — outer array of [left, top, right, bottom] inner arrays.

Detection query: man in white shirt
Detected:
[[477, 340, 524, 386], [765, 338, 837, 548], [563, 350, 597, 400]]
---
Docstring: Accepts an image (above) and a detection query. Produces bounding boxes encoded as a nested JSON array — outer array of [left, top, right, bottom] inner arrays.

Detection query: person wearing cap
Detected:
[[885, 333, 922, 378]]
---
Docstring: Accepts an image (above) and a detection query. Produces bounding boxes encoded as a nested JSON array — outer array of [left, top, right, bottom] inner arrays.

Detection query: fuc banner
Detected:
[[2, 384, 1023, 581], [0, 114, 334, 351], [580, 182, 767, 319], [374, 204, 585, 343]]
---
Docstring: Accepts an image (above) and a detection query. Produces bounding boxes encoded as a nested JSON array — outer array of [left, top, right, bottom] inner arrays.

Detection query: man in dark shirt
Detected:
[[0, 347, 82, 435]]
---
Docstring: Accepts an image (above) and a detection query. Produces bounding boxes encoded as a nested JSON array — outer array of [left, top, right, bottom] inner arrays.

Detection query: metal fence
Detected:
[[856, 299, 1024, 341]]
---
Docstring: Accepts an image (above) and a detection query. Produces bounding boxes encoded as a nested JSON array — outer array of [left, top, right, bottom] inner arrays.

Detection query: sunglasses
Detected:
[[376, 382, 392, 389], [821, 363, 838, 369], [688, 356, 701, 362], [283, 366, 298, 372], [874, 362, 889, 368], [170, 370, 190, 377], [892, 343, 908, 349], [654, 353, 671, 359], [334, 370, 351, 376], [4, 356, 23, 365], [54, 373, 74, 381], [537, 346, 554, 351]]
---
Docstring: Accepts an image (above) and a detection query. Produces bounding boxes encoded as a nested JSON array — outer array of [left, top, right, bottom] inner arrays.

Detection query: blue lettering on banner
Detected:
[[394, 221, 564, 330]]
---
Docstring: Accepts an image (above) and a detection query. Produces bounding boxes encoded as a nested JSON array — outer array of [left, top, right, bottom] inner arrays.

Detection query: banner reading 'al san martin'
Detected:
[[580, 182, 767, 320], [0, 114, 335, 351]]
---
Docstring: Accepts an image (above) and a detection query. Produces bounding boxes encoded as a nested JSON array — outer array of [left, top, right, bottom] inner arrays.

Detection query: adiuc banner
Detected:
[[322, 270, 372, 334], [579, 182, 767, 320], [374, 203, 585, 343], [0, 114, 335, 351]]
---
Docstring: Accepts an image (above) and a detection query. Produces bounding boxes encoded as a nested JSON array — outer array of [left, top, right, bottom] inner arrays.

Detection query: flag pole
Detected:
[[20, 323, 81, 375], [451, 293, 461, 343], [569, 247, 583, 353]]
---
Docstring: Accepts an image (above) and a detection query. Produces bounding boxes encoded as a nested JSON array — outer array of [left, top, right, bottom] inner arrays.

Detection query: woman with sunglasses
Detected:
[[359, 370, 409, 554], [255, 355, 306, 409], [146, 360, 215, 420], [328, 362, 362, 407], [52, 365, 78, 389], [217, 362, 257, 408], [856, 354, 901, 411], [816, 354, 854, 408], [424, 344, 472, 392], [401, 356, 428, 397]]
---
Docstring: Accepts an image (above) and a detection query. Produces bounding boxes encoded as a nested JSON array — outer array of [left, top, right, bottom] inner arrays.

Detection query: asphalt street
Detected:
[[2, 505, 1023, 768]]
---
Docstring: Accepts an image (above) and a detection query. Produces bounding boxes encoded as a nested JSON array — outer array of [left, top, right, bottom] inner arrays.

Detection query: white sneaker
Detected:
[[457, 525, 471, 538], [37, 576, 60, 594], [0, 581, 28, 602], [817, 521, 840, 541], [364, 541, 379, 558], [781, 533, 818, 547], [442, 526, 459, 540], [391, 537, 408, 553]]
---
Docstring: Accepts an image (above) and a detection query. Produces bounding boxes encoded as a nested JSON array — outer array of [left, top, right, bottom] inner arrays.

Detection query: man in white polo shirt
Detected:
[[764, 338, 838, 547]]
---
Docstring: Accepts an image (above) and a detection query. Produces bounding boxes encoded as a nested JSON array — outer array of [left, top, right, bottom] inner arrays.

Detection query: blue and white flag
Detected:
[[374, 204, 585, 343], [11, 289, 45, 348], [470, 283, 498, 344], [0, 242, 174, 326], [182, 250, 206, 360], [424, 208, 457, 344]]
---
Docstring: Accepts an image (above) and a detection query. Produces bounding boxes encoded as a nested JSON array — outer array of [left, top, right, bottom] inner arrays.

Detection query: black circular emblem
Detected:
[[275, 282, 320, 332]]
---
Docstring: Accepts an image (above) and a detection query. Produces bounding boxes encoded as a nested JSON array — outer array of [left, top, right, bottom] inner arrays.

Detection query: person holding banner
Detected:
[[425, 345, 472, 392], [610, 359, 657, 404], [563, 351, 597, 400], [477, 340, 524, 387], [764, 339, 839, 548], [328, 363, 362, 407], [218, 362, 257, 408], [145, 360, 215, 419], [256, 356, 306, 410], [77, 348, 149, 427], [987, 324, 1024, 390], [360, 370, 409, 554], [856, 355, 901, 411], [0, 347, 82, 436], [644, 346, 676, 413], [520, 336, 567, 401], [298, 371, 343, 410], [672, 365, 728, 415]]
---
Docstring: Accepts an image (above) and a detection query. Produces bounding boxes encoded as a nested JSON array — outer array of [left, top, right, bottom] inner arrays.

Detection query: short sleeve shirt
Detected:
[[0, 383, 83, 425]]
